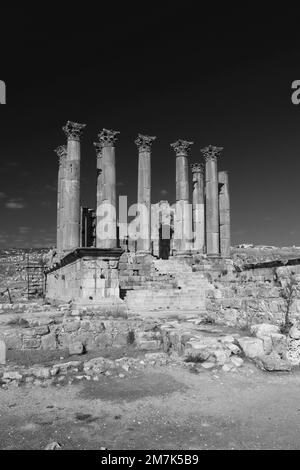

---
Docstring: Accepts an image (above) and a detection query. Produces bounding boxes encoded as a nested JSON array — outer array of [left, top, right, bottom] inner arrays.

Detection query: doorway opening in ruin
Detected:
[[159, 224, 174, 260]]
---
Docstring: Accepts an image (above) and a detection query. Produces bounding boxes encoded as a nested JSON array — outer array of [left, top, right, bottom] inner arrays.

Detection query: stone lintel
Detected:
[[98, 129, 120, 148], [45, 248, 124, 274], [171, 140, 194, 157], [135, 134, 157, 153], [63, 121, 86, 141], [201, 145, 223, 162]]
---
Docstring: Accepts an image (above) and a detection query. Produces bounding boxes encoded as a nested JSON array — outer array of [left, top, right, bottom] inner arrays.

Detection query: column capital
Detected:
[[171, 140, 194, 157], [98, 129, 120, 148], [94, 142, 103, 157], [201, 145, 223, 162], [135, 134, 157, 152], [63, 121, 86, 141], [54, 145, 67, 165], [191, 163, 204, 174]]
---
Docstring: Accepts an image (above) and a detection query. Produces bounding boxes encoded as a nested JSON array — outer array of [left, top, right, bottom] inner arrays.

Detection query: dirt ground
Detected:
[[1, 363, 300, 450]]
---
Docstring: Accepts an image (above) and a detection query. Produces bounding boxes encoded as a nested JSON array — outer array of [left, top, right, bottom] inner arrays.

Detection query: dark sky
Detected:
[[1, 4, 300, 248]]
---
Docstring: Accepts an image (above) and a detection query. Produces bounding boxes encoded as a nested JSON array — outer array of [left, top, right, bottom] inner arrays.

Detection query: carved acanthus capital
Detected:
[[171, 140, 194, 157], [63, 121, 86, 141], [201, 145, 223, 162], [191, 163, 204, 174], [54, 145, 67, 166], [98, 129, 120, 148], [135, 134, 157, 153], [94, 142, 103, 157]]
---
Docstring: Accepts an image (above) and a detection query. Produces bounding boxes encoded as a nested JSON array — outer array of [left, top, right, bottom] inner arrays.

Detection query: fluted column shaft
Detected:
[[136, 135, 156, 254], [62, 121, 86, 252], [55, 146, 67, 253], [219, 171, 231, 258], [171, 140, 194, 255], [202, 145, 223, 257], [95, 129, 119, 249], [191, 163, 205, 253]]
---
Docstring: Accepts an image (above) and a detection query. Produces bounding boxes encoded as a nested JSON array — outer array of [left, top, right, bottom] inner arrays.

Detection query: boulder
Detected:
[[271, 333, 288, 356], [250, 324, 280, 339], [222, 363, 236, 373], [254, 352, 292, 372], [289, 326, 300, 340], [214, 350, 229, 366], [237, 337, 265, 359], [230, 357, 244, 368]]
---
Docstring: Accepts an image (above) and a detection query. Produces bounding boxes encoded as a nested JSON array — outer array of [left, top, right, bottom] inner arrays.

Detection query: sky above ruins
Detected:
[[0, 5, 300, 248]]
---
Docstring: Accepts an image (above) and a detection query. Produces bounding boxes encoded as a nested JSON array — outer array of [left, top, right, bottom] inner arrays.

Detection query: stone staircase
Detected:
[[124, 258, 214, 315]]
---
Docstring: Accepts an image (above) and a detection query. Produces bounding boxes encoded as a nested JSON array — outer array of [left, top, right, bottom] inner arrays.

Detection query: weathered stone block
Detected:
[[41, 333, 57, 351], [31, 367, 51, 379], [250, 324, 280, 339], [137, 340, 161, 351], [63, 321, 81, 333], [0, 341, 6, 365], [69, 342, 84, 356], [254, 352, 292, 372], [237, 337, 264, 359], [3, 371, 23, 381]]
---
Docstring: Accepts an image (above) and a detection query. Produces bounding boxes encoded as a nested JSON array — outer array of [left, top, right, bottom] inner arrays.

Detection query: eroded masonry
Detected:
[[46, 122, 231, 307]]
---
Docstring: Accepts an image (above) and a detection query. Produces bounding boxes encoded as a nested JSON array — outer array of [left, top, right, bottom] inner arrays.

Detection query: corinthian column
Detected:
[[62, 121, 86, 251], [135, 134, 156, 254], [96, 129, 120, 249], [201, 145, 223, 257], [191, 163, 205, 254], [219, 171, 231, 258], [171, 140, 194, 255], [54, 145, 67, 254]]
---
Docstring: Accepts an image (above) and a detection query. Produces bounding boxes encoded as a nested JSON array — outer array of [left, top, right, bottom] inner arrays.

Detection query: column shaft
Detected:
[[137, 151, 151, 252], [96, 129, 120, 250], [171, 140, 194, 255], [135, 134, 156, 254], [202, 146, 223, 257], [219, 171, 231, 258], [191, 164, 205, 253], [55, 146, 67, 253], [62, 121, 86, 252]]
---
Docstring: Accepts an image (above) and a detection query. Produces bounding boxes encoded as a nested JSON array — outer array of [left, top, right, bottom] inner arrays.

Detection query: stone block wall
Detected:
[[45, 250, 123, 305], [203, 264, 300, 328]]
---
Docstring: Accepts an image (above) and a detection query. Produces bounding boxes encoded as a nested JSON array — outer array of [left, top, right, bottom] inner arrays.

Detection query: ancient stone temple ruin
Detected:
[[45, 121, 231, 308]]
